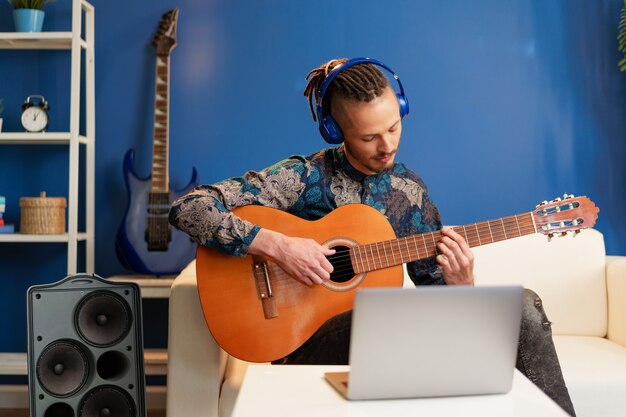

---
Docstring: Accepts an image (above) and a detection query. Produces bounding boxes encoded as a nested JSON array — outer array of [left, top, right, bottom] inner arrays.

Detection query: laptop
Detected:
[[325, 285, 524, 400]]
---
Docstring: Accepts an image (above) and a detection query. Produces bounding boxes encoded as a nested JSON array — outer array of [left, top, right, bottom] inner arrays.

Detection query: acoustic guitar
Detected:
[[116, 9, 199, 275], [196, 195, 599, 362]]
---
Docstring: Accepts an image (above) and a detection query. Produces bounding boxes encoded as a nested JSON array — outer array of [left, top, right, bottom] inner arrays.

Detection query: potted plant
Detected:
[[7, 0, 55, 33]]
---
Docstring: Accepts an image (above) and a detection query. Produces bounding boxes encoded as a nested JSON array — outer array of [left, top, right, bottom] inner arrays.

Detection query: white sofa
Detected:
[[167, 229, 626, 417]]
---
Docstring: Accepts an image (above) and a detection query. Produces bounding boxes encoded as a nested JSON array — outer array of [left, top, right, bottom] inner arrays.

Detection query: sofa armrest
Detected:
[[606, 256, 626, 348], [167, 260, 228, 417]]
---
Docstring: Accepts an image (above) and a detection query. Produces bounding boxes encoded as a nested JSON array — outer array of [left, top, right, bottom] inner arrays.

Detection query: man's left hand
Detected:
[[436, 227, 475, 285]]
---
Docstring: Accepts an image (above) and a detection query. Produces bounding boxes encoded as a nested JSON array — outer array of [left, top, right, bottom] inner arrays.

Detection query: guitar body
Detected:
[[116, 149, 199, 275], [196, 204, 404, 363]]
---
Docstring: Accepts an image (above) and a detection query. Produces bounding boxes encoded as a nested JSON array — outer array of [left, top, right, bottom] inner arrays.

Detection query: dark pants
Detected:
[[280, 288, 576, 417]]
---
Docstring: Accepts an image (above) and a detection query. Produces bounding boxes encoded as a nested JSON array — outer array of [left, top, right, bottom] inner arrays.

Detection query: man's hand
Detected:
[[249, 229, 336, 286], [436, 227, 475, 285]]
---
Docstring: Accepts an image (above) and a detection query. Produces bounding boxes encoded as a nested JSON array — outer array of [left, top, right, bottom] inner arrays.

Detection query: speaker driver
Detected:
[[78, 386, 135, 417], [37, 341, 89, 397], [75, 291, 132, 346]]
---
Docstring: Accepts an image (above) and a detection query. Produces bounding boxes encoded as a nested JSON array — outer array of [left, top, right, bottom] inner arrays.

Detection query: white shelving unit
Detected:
[[0, 0, 98, 409], [0, 6, 171, 411], [0, 0, 95, 274]]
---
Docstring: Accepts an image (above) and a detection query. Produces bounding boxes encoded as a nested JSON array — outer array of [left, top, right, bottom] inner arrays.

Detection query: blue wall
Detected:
[[1, 0, 625, 354]]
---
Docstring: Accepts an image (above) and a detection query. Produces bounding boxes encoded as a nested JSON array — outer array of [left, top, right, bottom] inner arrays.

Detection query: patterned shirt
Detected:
[[169, 146, 445, 286]]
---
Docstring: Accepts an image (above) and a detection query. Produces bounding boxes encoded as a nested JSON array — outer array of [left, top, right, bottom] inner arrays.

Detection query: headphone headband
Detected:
[[315, 57, 409, 144]]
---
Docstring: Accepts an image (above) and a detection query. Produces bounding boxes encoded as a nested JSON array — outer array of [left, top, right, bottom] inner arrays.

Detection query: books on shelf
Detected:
[[0, 195, 14, 233], [0, 224, 14, 234]]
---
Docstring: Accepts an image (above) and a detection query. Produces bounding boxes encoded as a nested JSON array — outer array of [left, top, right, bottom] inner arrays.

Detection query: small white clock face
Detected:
[[21, 106, 48, 132]]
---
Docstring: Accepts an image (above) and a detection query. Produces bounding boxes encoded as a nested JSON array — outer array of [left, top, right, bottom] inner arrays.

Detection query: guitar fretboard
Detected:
[[350, 212, 536, 274], [151, 55, 170, 193]]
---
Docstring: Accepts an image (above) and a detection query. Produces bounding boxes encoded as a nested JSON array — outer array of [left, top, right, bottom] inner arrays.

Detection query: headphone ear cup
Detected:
[[320, 115, 344, 144], [397, 93, 409, 118]]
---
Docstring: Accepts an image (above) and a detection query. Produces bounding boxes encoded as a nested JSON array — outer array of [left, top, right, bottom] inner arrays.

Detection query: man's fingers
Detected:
[[440, 229, 473, 262]]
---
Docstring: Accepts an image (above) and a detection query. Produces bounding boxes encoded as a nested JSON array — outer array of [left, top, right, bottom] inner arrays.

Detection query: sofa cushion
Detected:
[[472, 229, 606, 336], [220, 358, 253, 417], [554, 335, 626, 417]]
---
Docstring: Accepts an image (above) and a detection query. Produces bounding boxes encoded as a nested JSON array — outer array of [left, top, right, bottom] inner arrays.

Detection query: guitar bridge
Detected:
[[253, 257, 278, 319]]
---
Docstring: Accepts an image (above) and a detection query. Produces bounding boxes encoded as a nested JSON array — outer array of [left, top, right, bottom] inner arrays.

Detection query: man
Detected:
[[169, 57, 576, 416]]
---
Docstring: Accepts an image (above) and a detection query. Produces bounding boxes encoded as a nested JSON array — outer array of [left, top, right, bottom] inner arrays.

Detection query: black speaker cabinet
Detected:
[[27, 273, 146, 417]]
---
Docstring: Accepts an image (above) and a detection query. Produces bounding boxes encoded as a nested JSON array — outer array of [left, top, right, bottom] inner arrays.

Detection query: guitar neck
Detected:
[[151, 55, 170, 193], [351, 212, 536, 274]]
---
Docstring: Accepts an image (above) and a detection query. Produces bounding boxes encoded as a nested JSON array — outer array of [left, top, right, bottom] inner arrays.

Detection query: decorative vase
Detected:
[[13, 9, 45, 33]]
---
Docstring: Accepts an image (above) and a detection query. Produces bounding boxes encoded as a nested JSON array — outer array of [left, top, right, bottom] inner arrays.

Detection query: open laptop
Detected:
[[325, 285, 524, 400]]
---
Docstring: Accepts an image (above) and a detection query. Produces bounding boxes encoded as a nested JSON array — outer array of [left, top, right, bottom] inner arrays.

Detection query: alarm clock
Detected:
[[21, 95, 49, 133]]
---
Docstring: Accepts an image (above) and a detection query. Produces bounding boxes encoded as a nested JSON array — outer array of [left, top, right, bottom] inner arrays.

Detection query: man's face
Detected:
[[332, 86, 402, 175]]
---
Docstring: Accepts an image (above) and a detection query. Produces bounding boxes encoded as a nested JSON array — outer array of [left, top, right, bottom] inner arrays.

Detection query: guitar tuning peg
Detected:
[[551, 197, 562, 203], [536, 200, 548, 208], [547, 233, 554, 240], [561, 232, 568, 237], [563, 193, 574, 199]]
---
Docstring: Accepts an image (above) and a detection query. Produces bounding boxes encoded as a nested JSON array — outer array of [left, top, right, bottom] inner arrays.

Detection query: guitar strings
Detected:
[[264, 217, 538, 285], [272, 214, 537, 280], [147, 191, 171, 247], [251, 209, 578, 288], [258, 208, 568, 284]]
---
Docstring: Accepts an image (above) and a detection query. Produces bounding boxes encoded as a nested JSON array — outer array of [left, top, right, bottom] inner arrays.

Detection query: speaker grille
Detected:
[[75, 291, 132, 346], [36, 341, 89, 397], [43, 402, 75, 417], [78, 385, 135, 417]]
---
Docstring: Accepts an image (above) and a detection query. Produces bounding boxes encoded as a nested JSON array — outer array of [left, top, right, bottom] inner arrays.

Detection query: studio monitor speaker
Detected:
[[27, 273, 146, 417]]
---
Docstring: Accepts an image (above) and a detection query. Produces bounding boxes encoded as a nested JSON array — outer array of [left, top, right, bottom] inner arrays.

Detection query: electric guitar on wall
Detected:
[[196, 195, 599, 362], [116, 8, 199, 276]]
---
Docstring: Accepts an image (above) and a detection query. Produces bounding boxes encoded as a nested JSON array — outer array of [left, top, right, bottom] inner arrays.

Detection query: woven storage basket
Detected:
[[20, 191, 67, 234]]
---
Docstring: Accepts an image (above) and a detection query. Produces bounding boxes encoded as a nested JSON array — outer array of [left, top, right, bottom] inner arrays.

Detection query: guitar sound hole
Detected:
[[327, 246, 355, 283]]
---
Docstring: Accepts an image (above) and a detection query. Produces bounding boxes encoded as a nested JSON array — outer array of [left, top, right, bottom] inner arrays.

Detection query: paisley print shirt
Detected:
[[169, 146, 445, 286]]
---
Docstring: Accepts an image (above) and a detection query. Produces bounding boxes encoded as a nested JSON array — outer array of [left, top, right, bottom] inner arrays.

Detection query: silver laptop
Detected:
[[325, 285, 524, 400]]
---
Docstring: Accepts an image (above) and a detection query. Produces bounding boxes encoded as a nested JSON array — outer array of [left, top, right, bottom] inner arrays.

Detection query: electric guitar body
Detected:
[[116, 149, 198, 275]]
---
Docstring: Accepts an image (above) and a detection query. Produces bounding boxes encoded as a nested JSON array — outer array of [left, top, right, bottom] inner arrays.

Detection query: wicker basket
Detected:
[[20, 191, 67, 234]]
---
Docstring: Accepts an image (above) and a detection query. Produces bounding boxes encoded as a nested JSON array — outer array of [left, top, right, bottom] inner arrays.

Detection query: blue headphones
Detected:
[[316, 57, 409, 144]]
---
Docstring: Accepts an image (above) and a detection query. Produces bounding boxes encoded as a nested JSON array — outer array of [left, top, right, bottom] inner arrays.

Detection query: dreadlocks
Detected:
[[304, 58, 390, 122]]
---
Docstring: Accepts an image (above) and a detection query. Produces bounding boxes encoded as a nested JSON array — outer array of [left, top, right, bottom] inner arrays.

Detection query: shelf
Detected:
[[108, 275, 175, 298], [0, 353, 25, 376], [0, 349, 168, 376], [0, 232, 88, 243], [0, 32, 82, 50], [144, 349, 169, 375], [0, 132, 89, 145]]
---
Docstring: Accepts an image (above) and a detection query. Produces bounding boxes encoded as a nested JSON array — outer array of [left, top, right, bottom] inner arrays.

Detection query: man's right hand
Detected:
[[249, 229, 336, 286]]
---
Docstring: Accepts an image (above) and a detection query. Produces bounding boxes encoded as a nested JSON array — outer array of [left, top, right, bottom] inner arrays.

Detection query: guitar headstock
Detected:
[[152, 8, 179, 57], [533, 194, 599, 238]]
